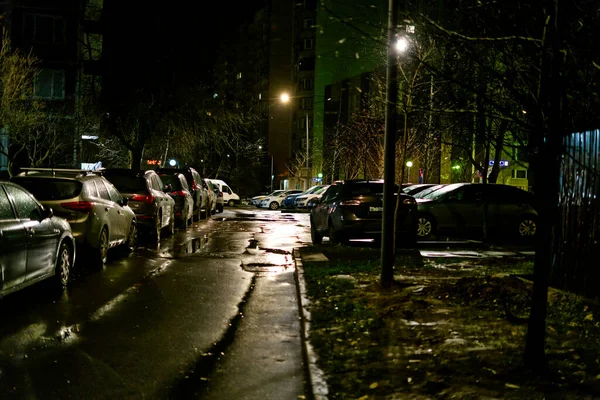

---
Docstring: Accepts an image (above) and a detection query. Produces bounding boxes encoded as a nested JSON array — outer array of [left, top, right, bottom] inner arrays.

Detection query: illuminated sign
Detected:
[[146, 159, 161, 165], [489, 160, 509, 167]]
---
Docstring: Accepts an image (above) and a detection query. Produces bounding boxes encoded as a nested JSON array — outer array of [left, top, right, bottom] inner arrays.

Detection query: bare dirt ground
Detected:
[[300, 245, 600, 400]]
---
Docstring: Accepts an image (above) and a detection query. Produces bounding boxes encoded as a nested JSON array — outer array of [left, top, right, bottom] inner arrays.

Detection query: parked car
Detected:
[[208, 179, 240, 206], [416, 183, 537, 239], [310, 180, 418, 246], [12, 168, 136, 267], [402, 183, 438, 197], [203, 178, 217, 215], [259, 189, 303, 210], [282, 185, 324, 209], [250, 192, 272, 206], [295, 185, 330, 208], [412, 184, 445, 198], [100, 168, 175, 241], [157, 167, 208, 220], [209, 181, 224, 213], [157, 172, 194, 228], [0, 180, 76, 298]]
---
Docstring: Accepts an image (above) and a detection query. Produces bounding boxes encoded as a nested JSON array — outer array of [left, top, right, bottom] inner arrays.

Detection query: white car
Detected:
[[251, 190, 285, 207], [259, 189, 303, 210], [208, 179, 240, 206], [295, 185, 330, 208]]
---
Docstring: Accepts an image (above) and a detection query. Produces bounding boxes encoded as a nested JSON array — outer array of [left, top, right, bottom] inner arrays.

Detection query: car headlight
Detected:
[[403, 197, 417, 205]]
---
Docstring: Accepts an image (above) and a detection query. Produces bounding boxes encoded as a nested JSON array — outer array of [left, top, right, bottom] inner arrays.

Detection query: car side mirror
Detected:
[[163, 184, 172, 192], [120, 198, 129, 206], [40, 206, 53, 220]]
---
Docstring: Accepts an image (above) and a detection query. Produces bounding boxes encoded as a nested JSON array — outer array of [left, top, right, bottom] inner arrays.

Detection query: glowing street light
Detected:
[[280, 93, 290, 103], [395, 37, 409, 53], [406, 161, 413, 182]]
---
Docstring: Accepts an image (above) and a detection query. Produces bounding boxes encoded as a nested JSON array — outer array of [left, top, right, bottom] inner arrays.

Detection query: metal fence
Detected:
[[552, 129, 600, 297]]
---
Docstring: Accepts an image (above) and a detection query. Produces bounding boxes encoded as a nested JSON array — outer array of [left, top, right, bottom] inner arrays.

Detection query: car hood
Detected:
[[416, 198, 434, 204]]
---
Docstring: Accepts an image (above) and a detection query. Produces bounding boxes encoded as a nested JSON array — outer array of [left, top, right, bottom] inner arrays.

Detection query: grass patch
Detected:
[[300, 247, 600, 400]]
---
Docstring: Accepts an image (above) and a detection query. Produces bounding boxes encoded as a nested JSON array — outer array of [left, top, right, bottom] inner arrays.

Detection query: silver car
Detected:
[[12, 169, 137, 267], [0, 180, 76, 298]]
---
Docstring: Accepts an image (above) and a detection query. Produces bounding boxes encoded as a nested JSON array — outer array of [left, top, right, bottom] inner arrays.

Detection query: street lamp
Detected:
[[406, 161, 413, 182], [395, 37, 409, 53]]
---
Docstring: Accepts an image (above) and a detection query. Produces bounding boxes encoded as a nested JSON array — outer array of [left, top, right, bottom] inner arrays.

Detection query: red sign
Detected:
[[147, 159, 161, 166]]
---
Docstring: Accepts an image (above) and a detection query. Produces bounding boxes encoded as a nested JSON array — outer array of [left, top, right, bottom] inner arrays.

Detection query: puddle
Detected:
[[173, 237, 208, 254]]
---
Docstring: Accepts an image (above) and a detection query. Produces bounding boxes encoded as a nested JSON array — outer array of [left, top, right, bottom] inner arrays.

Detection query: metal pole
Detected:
[[270, 155, 274, 192], [381, 0, 399, 286], [306, 112, 310, 190]]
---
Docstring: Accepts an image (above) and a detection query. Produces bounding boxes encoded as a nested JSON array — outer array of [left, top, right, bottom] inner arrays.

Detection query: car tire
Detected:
[[54, 242, 72, 288], [417, 214, 435, 239], [518, 215, 537, 237], [124, 222, 137, 253], [310, 220, 323, 245], [96, 227, 109, 266], [153, 213, 161, 242], [269, 201, 279, 210], [164, 212, 175, 236], [228, 200, 236, 207], [328, 222, 344, 245]]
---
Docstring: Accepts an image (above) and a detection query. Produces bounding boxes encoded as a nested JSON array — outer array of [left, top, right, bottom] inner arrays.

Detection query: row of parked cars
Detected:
[[307, 180, 538, 246], [250, 185, 331, 210], [0, 166, 240, 299]]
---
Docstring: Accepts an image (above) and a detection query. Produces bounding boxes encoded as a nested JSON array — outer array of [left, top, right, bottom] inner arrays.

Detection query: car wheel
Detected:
[[328, 222, 344, 245], [417, 215, 435, 239], [125, 223, 137, 253], [54, 242, 72, 288], [165, 212, 175, 236], [269, 201, 279, 210], [518, 216, 537, 237], [97, 227, 109, 266], [153, 213, 161, 241], [228, 200, 236, 207], [310, 219, 323, 245]]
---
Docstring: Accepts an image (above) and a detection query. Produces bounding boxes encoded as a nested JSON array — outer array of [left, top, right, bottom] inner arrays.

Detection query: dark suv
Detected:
[[310, 180, 418, 246], [157, 167, 208, 220], [100, 169, 176, 241]]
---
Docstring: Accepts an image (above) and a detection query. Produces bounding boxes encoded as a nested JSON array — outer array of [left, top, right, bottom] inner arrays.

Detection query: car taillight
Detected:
[[339, 200, 361, 206], [171, 190, 186, 197], [131, 194, 154, 204], [403, 198, 417, 205], [60, 201, 94, 214], [191, 180, 199, 191]]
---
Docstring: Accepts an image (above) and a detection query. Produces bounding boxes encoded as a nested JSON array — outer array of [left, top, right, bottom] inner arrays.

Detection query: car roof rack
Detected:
[[19, 167, 99, 177]]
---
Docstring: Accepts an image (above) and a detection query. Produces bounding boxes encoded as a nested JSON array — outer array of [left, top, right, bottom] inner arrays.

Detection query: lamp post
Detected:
[[406, 161, 413, 182], [280, 93, 310, 190]]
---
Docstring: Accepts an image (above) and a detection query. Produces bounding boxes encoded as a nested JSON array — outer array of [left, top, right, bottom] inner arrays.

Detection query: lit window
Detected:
[[406, 25, 415, 33], [34, 69, 65, 99]]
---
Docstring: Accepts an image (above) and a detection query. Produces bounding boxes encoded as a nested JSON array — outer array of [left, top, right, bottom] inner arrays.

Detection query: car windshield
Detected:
[[105, 175, 147, 194], [268, 190, 286, 196], [414, 184, 445, 198], [304, 186, 322, 194], [422, 183, 465, 199], [13, 178, 82, 200], [314, 186, 329, 194], [159, 175, 183, 190]]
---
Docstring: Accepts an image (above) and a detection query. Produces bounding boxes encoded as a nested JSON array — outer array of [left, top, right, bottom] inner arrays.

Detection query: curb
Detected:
[[293, 248, 329, 400]]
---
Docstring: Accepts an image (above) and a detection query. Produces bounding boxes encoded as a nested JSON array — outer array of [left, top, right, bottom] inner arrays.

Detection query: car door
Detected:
[[312, 185, 338, 232], [4, 183, 60, 281], [150, 174, 167, 228], [94, 179, 121, 243], [438, 185, 484, 232], [0, 184, 29, 292], [103, 179, 129, 241]]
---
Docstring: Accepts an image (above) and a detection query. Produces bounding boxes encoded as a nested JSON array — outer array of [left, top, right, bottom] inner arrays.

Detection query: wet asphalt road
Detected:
[[0, 206, 311, 399]]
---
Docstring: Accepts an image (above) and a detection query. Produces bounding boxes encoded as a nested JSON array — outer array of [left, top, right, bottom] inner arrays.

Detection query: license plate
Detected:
[[369, 206, 383, 212]]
